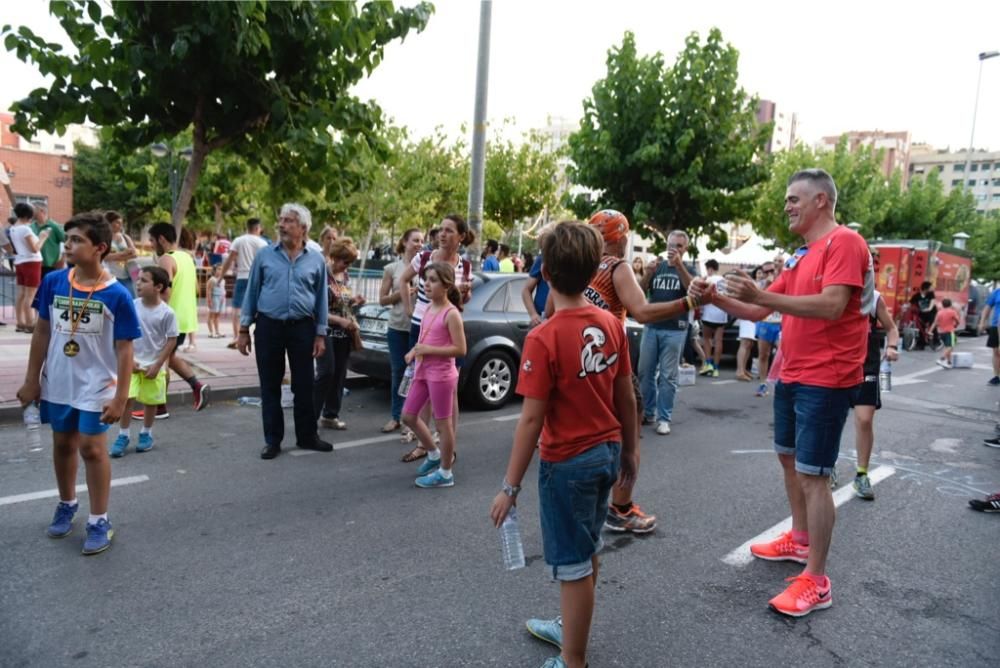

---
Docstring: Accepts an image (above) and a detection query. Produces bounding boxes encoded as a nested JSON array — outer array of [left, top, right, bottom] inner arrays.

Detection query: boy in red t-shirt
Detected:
[[933, 298, 960, 368], [491, 221, 638, 668]]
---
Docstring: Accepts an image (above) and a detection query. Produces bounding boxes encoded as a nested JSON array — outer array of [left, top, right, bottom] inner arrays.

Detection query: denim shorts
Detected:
[[40, 400, 109, 435], [755, 322, 781, 345], [538, 441, 621, 581], [233, 279, 249, 310], [773, 381, 855, 476]]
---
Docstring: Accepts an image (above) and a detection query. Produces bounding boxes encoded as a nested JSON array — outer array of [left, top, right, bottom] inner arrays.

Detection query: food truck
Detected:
[[870, 240, 973, 329]]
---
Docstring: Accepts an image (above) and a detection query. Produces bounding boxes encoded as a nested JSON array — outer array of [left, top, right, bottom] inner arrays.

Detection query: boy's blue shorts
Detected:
[[40, 401, 109, 435], [538, 441, 621, 581], [755, 322, 781, 344]]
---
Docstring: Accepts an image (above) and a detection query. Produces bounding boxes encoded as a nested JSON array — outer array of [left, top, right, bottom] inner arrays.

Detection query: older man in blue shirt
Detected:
[[238, 203, 332, 459]]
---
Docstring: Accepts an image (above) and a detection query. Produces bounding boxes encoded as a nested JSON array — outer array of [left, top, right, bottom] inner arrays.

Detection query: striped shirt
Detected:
[[409, 251, 471, 326], [583, 254, 626, 322]]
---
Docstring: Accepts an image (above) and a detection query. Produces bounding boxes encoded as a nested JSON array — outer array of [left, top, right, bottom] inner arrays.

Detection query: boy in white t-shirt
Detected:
[[17, 212, 141, 556], [699, 259, 729, 377], [111, 266, 178, 457]]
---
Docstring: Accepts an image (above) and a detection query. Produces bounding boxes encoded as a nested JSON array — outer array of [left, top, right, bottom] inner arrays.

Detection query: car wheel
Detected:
[[466, 350, 516, 410]]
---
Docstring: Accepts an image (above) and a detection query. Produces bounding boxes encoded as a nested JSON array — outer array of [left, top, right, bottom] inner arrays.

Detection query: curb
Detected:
[[0, 374, 381, 425]]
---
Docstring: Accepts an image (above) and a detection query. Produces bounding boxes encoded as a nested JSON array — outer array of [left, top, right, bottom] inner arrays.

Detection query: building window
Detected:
[[976, 194, 987, 202], [952, 179, 963, 187], [53, 143, 66, 152], [936, 165, 945, 172], [993, 178, 1000, 187], [993, 193, 1000, 202], [971, 163, 979, 172], [954, 163, 965, 172], [968, 179, 977, 187]]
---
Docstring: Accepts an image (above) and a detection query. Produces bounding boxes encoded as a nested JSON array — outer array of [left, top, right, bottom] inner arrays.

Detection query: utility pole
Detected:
[[466, 0, 492, 269]]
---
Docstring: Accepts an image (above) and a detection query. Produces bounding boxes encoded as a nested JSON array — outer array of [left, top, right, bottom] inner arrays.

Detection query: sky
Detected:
[[2, 0, 999, 152]]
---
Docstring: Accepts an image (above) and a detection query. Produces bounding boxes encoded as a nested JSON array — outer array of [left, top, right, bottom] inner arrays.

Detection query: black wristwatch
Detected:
[[502, 479, 521, 498]]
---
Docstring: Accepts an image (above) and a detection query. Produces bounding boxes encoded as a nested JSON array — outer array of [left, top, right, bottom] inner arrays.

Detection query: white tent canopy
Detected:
[[694, 232, 784, 273]]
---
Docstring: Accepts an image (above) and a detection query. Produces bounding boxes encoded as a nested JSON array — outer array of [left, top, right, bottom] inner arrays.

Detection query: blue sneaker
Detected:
[[415, 469, 454, 488], [47, 501, 78, 538], [416, 454, 442, 475], [110, 433, 130, 458], [540, 657, 567, 668], [82, 518, 114, 555], [526, 616, 563, 649], [136, 433, 154, 453]]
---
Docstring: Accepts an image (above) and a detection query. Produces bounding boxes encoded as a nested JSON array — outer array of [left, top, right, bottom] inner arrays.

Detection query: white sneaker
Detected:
[[656, 421, 671, 435], [935, 359, 952, 369]]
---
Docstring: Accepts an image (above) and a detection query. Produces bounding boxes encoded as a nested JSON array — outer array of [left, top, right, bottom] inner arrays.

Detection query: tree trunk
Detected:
[[214, 201, 224, 233], [172, 140, 209, 233]]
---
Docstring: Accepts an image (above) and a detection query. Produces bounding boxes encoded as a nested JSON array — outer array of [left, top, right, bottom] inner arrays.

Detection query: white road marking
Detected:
[[0, 475, 150, 507], [721, 465, 896, 567], [289, 410, 523, 456], [712, 379, 737, 385], [730, 449, 774, 454]]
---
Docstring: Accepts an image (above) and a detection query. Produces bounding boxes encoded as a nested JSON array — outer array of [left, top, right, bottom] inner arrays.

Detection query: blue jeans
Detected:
[[773, 381, 855, 475], [539, 442, 621, 581], [638, 327, 687, 423], [387, 327, 411, 421]]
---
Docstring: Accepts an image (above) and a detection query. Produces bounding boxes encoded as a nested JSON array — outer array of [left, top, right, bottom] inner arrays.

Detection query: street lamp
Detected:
[[962, 50, 999, 203], [150, 143, 193, 213]]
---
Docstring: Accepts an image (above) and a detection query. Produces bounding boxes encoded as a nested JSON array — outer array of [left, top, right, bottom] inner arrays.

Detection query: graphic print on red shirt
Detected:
[[768, 225, 872, 389], [516, 305, 632, 462]]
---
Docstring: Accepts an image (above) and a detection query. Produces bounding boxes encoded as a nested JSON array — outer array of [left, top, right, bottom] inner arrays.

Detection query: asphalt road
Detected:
[[1, 340, 998, 667]]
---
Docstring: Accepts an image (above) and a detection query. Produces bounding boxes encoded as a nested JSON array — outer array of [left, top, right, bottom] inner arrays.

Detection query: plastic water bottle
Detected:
[[24, 402, 41, 451], [500, 507, 526, 570], [879, 359, 892, 392], [398, 363, 415, 398], [237, 396, 262, 407]]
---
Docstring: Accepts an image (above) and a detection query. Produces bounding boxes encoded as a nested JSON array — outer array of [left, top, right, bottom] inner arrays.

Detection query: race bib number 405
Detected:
[[52, 296, 106, 336]]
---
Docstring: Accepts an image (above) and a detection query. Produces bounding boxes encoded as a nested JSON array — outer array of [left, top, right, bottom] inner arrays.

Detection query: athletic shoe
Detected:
[[989, 376, 1000, 386], [415, 469, 454, 488], [755, 383, 768, 397], [136, 433, 154, 453], [935, 359, 952, 369], [984, 437, 1000, 448], [416, 455, 442, 475], [968, 493, 1000, 513], [526, 616, 563, 649], [82, 518, 114, 555], [110, 433, 130, 458], [604, 503, 657, 534], [768, 574, 832, 617], [853, 473, 874, 500], [698, 362, 714, 376], [641, 415, 655, 426], [192, 383, 210, 411], [709, 368, 719, 378], [749, 530, 809, 563], [540, 656, 568, 668], [655, 421, 671, 435], [134, 406, 170, 419], [47, 501, 78, 538]]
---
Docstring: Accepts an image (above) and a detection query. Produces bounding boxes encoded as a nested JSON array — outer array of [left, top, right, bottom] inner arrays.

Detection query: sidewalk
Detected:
[[0, 306, 365, 421]]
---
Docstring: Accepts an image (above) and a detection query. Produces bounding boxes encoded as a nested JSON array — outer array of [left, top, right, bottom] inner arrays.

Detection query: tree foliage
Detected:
[[567, 30, 771, 250], [483, 126, 561, 235], [4, 0, 433, 229], [750, 138, 892, 248]]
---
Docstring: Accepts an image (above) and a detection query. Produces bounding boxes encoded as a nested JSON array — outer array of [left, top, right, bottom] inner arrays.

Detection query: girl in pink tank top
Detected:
[[402, 262, 468, 488]]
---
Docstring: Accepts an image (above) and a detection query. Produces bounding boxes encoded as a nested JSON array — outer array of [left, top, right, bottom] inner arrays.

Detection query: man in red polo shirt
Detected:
[[692, 168, 872, 617]]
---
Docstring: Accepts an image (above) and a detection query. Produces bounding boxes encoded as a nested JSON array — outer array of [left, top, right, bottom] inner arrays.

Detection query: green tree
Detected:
[[750, 138, 893, 247], [483, 126, 561, 237], [568, 30, 770, 250], [968, 211, 1000, 280], [4, 0, 433, 230], [73, 138, 162, 229]]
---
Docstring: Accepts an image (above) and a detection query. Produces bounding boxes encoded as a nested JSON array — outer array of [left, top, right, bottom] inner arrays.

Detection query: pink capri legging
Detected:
[[402, 377, 458, 420]]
